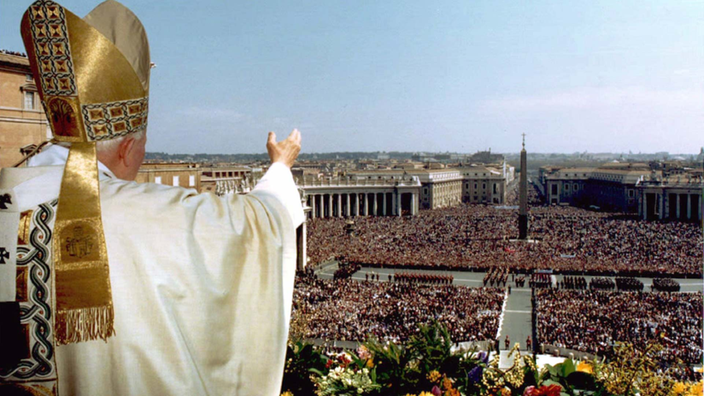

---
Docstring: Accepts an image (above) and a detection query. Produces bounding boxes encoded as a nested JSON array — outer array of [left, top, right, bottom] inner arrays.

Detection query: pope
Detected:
[[0, 1, 303, 395]]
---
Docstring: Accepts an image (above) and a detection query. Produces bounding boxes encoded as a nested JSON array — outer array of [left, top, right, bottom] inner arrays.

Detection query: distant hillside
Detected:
[[145, 151, 420, 162]]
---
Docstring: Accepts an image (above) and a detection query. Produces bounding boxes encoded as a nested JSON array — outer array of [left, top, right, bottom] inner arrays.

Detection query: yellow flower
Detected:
[[673, 382, 688, 395], [280, 392, 293, 396], [442, 376, 453, 390], [501, 388, 511, 396], [427, 370, 441, 383], [366, 359, 374, 368], [419, 392, 434, 396], [576, 361, 593, 374], [687, 381, 703, 396], [404, 394, 417, 396]]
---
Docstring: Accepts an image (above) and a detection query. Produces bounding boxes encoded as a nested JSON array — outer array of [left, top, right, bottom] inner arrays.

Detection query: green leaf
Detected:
[[309, 368, 326, 377], [561, 359, 575, 377], [547, 365, 559, 377]]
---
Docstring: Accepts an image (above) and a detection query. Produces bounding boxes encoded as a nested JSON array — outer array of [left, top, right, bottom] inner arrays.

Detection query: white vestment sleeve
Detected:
[[250, 162, 304, 228]]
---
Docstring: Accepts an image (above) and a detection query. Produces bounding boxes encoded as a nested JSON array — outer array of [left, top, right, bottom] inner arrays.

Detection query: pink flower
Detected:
[[431, 385, 442, 396], [523, 386, 537, 396]]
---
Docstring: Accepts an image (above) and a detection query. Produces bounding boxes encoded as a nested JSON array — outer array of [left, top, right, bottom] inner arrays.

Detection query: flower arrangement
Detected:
[[313, 366, 381, 396], [281, 321, 702, 396]]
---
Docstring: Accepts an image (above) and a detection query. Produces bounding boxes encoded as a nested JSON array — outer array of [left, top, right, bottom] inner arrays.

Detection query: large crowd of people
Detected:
[[301, 187, 702, 377], [536, 289, 703, 377], [306, 204, 702, 276], [291, 275, 505, 344]]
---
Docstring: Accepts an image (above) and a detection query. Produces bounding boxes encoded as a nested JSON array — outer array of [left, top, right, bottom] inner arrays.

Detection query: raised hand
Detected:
[[266, 129, 301, 168]]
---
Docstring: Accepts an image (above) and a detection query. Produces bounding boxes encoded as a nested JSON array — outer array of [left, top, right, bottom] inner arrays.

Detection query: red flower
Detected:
[[536, 384, 562, 396]]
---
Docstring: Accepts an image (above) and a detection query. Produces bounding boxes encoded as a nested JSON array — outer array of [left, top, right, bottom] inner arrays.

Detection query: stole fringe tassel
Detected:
[[55, 306, 115, 345]]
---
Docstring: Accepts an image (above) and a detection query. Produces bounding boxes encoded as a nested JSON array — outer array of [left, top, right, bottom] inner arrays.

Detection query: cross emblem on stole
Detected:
[[0, 247, 9, 264]]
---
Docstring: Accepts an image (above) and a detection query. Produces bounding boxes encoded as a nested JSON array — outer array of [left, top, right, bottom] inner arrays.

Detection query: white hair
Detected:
[[96, 129, 146, 153], [56, 129, 146, 154]]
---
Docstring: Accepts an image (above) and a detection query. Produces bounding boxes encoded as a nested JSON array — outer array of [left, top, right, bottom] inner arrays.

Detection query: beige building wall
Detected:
[[426, 179, 462, 209], [0, 53, 49, 168], [136, 163, 201, 191]]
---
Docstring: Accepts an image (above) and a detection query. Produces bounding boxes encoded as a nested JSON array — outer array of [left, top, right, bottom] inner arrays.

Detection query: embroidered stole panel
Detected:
[[0, 200, 59, 396]]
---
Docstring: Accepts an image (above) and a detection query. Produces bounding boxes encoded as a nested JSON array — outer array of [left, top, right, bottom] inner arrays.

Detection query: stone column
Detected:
[[329, 194, 333, 218], [364, 193, 369, 216], [676, 193, 681, 219], [687, 194, 692, 220], [641, 192, 647, 220], [297, 220, 307, 270], [373, 193, 378, 216], [658, 193, 664, 220], [346, 194, 351, 217], [664, 193, 670, 219], [322, 194, 327, 218], [383, 193, 387, 216], [412, 193, 418, 215], [337, 194, 342, 218], [355, 193, 360, 217], [396, 192, 402, 217], [311, 194, 316, 219]]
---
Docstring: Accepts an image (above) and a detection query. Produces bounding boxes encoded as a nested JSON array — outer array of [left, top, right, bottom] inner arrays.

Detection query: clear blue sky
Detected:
[[2, 1, 703, 154]]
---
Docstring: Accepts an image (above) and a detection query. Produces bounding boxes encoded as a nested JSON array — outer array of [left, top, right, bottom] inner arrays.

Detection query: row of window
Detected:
[[551, 183, 581, 195], [154, 175, 196, 187], [465, 182, 499, 194]]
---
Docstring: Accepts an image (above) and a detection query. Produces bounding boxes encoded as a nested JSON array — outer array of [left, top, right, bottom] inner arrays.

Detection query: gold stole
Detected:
[[53, 142, 114, 344]]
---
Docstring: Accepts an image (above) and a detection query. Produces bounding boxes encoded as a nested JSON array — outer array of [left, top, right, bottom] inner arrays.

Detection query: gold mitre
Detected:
[[21, 0, 150, 142], [19, 0, 151, 345]]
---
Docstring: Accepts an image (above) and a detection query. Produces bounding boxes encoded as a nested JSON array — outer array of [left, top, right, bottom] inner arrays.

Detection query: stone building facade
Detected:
[[300, 174, 421, 218], [583, 164, 653, 212], [540, 164, 652, 212], [539, 167, 594, 205], [415, 169, 463, 209], [345, 166, 511, 212], [200, 166, 255, 195], [136, 163, 201, 190], [458, 166, 508, 205], [0, 52, 49, 168], [637, 172, 703, 221]]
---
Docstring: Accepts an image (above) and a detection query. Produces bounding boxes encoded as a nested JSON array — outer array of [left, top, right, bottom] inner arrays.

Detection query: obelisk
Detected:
[[518, 134, 529, 239]]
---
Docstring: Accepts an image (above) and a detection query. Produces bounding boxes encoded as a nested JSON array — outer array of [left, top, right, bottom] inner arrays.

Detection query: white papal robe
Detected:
[[0, 144, 303, 395]]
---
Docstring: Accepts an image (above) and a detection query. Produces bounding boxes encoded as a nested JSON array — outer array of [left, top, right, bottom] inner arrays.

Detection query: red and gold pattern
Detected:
[[81, 97, 149, 141]]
